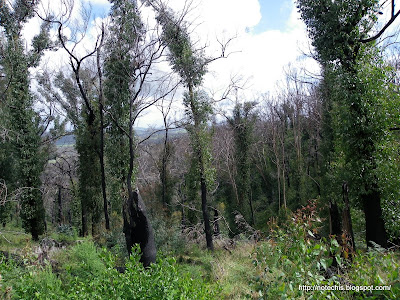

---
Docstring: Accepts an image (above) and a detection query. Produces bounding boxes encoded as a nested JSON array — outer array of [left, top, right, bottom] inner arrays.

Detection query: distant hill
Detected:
[[55, 134, 76, 147]]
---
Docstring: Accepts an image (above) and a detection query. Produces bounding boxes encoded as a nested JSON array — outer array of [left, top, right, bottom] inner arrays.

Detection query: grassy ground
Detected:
[[0, 223, 33, 253], [176, 241, 259, 299], [1, 222, 400, 299]]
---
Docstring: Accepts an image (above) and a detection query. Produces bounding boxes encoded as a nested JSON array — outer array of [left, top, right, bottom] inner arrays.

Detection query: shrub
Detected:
[[250, 201, 400, 299], [0, 242, 218, 299]]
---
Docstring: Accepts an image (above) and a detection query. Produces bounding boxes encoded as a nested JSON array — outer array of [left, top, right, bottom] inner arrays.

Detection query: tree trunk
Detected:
[[249, 191, 255, 226], [81, 201, 88, 237], [123, 190, 157, 267], [329, 201, 341, 237], [160, 126, 169, 213], [123, 106, 156, 266], [57, 185, 62, 226], [362, 182, 387, 248], [99, 108, 110, 230], [200, 176, 214, 250], [342, 182, 355, 251], [96, 31, 110, 231], [213, 207, 220, 236]]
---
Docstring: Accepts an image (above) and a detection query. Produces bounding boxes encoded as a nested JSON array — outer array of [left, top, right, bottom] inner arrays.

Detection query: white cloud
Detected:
[[18, 0, 318, 127], [87, 0, 110, 5], [199, 0, 317, 102]]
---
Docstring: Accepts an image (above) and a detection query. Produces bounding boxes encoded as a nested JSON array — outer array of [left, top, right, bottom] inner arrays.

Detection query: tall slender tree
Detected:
[[153, 4, 216, 250], [297, 0, 400, 247], [103, 0, 175, 266], [0, 0, 53, 240], [227, 102, 257, 226]]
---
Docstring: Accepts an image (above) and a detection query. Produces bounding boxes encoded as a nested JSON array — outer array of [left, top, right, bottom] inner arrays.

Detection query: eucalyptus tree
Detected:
[[38, 67, 103, 236], [103, 0, 181, 265], [152, 97, 176, 214], [39, 1, 109, 235], [227, 102, 258, 226], [151, 3, 217, 250], [0, 0, 53, 240], [297, 0, 400, 247]]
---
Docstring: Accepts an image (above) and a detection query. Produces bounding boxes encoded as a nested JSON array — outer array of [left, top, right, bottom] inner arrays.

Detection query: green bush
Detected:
[[250, 202, 400, 299], [0, 241, 218, 299]]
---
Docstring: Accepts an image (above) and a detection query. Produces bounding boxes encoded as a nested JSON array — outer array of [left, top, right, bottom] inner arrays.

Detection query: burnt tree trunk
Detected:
[[57, 185, 62, 225], [81, 202, 88, 237], [329, 201, 341, 237], [363, 182, 387, 248], [342, 182, 355, 251], [200, 176, 214, 251], [123, 190, 156, 267], [213, 207, 220, 236], [160, 126, 170, 213], [249, 192, 255, 226]]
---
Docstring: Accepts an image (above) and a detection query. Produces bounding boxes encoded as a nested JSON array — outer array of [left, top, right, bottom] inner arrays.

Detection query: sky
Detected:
[[19, 0, 319, 127]]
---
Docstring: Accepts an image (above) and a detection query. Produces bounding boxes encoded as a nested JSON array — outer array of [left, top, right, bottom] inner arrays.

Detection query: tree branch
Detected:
[[360, 8, 400, 43]]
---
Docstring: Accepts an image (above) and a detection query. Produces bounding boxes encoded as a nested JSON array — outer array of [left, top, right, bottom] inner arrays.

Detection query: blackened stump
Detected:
[[123, 190, 156, 267]]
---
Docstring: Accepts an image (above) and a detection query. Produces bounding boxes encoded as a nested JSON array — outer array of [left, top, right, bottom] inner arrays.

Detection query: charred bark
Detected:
[[57, 185, 62, 226], [342, 182, 355, 252], [329, 201, 341, 237], [81, 202, 88, 237], [201, 176, 214, 251], [123, 190, 156, 267], [213, 207, 220, 236], [362, 182, 387, 248]]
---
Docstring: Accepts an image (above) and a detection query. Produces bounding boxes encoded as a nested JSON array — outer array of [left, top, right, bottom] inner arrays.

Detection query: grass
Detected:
[[1, 220, 399, 300], [176, 241, 259, 299], [0, 223, 33, 253]]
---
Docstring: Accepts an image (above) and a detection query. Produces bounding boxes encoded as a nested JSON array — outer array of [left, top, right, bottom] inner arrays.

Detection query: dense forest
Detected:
[[1, 0, 400, 299]]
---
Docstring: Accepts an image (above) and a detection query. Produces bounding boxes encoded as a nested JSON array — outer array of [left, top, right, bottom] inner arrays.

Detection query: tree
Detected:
[[156, 98, 176, 214], [103, 0, 178, 266], [153, 3, 216, 250], [0, 0, 52, 240], [297, 0, 400, 247], [227, 102, 257, 226], [40, 3, 109, 235], [39, 67, 102, 237]]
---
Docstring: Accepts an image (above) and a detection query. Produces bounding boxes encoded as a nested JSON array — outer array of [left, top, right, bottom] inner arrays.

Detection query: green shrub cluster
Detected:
[[250, 203, 400, 299], [0, 241, 217, 299]]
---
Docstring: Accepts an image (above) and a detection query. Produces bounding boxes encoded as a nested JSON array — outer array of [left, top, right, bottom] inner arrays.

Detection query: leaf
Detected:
[[320, 258, 328, 271]]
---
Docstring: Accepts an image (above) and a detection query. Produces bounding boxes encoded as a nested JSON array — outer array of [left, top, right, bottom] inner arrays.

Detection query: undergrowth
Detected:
[[0, 241, 218, 299], [1, 201, 399, 299], [250, 200, 400, 299]]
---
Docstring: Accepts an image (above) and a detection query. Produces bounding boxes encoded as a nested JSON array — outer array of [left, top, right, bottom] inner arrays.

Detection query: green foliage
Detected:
[[298, 0, 400, 247], [75, 116, 102, 235], [227, 102, 257, 224], [296, 0, 379, 67], [151, 214, 186, 254], [251, 202, 400, 299], [155, 6, 206, 87], [104, 0, 142, 215], [0, 241, 217, 299], [0, 2, 50, 240], [50, 225, 78, 245]]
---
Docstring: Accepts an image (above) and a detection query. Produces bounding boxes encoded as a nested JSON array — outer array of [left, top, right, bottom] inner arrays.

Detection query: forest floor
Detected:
[[1, 222, 400, 299]]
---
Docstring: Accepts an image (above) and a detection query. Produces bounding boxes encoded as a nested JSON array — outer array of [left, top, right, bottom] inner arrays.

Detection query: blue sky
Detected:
[[84, 0, 313, 126], [25, 0, 314, 127], [253, 0, 292, 33], [88, 0, 294, 33]]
